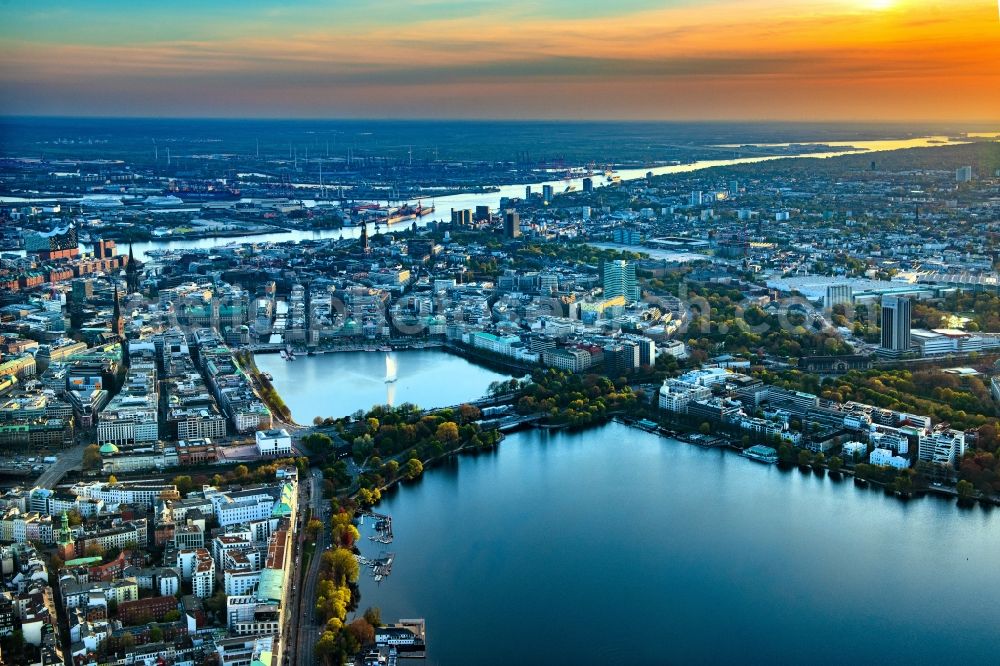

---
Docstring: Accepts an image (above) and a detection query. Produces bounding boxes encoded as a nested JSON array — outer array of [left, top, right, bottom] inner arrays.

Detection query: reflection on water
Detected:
[[357, 422, 1000, 665], [253, 349, 511, 420]]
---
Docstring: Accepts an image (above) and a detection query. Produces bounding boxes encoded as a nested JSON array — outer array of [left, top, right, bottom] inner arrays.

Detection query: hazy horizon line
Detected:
[[3, 114, 1000, 127]]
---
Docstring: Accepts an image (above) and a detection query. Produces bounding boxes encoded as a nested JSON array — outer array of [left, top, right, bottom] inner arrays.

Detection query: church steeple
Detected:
[[57, 510, 75, 560], [111, 285, 124, 338], [125, 242, 141, 294], [360, 223, 370, 253]]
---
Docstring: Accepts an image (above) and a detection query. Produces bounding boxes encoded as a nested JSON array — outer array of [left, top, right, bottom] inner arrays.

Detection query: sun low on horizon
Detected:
[[859, 0, 896, 9], [0, 0, 997, 121]]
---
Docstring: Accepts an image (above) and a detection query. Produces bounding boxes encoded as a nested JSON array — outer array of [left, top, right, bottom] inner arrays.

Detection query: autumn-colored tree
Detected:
[[314, 630, 339, 662], [330, 512, 360, 548], [436, 421, 460, 444], [329, 548, 360, 585], [172, 475, 193, 494], [404, 458, 424, 480], [83, 444, 102, 470], [357, 487, 380, 507], [346, 618, 375, 646], [458, 403, 482, 423]]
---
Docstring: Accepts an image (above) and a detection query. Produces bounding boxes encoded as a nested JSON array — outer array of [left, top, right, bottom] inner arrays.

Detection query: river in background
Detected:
[[2, 135, 969, 262], [355, 422, 1000, 665]]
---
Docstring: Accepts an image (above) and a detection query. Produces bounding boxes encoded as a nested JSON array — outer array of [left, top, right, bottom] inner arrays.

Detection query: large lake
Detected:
[[253, 350, 512, 420], [356, 422, 1000, 665]]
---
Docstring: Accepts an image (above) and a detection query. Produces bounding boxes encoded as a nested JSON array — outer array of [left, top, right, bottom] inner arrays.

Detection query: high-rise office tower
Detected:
[[542, 184, 554, 203], [451, 208, 473, 226], [504, 211, 520, 239], [601, 260, 639, 302], [582, 177, 594, 193], [880, 296, 911, 354], [956, 166, 973, 183]]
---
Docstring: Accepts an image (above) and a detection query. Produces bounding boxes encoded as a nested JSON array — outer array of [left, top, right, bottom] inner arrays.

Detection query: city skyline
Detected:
[[1, 0, 998, 121]]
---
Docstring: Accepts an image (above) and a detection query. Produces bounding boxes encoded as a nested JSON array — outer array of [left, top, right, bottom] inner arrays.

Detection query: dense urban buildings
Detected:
[[4, 0, 1000, 657], [0, 116, 998, 665]]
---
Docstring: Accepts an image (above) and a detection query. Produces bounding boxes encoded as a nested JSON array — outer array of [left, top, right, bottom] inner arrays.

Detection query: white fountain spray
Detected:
[[385, 352, 398, 383]]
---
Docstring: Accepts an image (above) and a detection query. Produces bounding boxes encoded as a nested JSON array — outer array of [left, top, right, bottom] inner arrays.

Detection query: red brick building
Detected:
[[117, 595, 179, 625]]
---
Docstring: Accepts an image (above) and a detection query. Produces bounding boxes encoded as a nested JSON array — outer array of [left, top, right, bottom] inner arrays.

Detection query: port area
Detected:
[[355, 510, 396, 583], [355, 552, 395, 583], [352, 511, 427, 663], [363, 510, 395, 544]]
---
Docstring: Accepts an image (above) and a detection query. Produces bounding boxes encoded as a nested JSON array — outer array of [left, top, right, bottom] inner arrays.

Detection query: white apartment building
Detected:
[[658, 379, 712, 413], [225, 570, 261, 597], [660, 340, 688, 359], [842, 441, 868, 460], [177, 548, 215, 598], [212, 534, 254, 567], [83, 521, 147, 552], [870, 448, 909, 470], [870, 431, 909, 455], [193, 559, 215, 598], [71, 482, 177, 510], [918, 429, 966, 468]]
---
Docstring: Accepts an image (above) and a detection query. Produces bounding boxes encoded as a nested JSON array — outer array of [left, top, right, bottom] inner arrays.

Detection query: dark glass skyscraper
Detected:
[[880, 296, 911, 354]]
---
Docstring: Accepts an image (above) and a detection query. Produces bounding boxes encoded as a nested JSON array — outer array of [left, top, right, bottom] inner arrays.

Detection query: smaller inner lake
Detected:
[[253, 349, 513, 421]]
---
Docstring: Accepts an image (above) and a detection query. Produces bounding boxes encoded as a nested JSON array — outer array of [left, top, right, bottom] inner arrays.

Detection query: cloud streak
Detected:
[[0, 0, 996, 120]]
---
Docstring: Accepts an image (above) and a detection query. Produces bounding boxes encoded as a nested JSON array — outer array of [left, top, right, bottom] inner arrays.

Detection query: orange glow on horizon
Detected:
[[0, 0, 997, 120]]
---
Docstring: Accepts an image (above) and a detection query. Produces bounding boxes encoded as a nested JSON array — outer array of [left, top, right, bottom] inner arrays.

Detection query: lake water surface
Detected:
[[356, 422, 1000, 665], [254, 350, 512, 420]]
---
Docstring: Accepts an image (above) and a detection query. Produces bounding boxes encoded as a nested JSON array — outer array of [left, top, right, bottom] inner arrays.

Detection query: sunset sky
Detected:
[[1, 0, 997, 120]]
